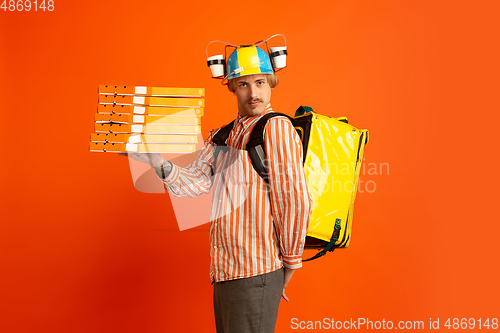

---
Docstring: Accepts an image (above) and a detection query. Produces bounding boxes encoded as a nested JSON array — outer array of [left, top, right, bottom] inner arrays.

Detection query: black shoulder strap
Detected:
[[212, 119, 235, 146], [245, 112, 294, 183], [211, 119, 236, 175]]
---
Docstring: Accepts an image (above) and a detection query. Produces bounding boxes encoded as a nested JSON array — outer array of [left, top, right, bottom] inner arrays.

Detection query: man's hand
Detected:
[[282, 267, 295, 302], [118, 152, 164, 168]]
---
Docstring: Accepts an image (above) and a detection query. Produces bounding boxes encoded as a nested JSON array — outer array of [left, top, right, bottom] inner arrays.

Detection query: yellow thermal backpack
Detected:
[[212, 106, 369, 261]]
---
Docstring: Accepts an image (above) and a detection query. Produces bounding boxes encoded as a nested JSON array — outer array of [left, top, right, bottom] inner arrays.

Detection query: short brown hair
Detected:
[[227, 73, 279, 93]]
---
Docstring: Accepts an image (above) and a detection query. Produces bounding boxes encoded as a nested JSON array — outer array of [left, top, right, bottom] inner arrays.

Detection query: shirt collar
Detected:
[[236, 103, 273, 126]]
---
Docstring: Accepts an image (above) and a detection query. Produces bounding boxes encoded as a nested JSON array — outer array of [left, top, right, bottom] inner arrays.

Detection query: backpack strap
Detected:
[[211, 119, 236, 174], [212, 119, 235, 146], [245, 112, 294, 183], [303, 219, 342, 262]]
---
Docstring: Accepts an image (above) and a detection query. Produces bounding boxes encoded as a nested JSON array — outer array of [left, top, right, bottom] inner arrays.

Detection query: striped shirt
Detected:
[[163, 104, 312, 282]]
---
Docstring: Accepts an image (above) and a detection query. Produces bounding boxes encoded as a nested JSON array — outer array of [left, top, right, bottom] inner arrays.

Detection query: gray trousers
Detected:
[[213, 268, 284, 333]]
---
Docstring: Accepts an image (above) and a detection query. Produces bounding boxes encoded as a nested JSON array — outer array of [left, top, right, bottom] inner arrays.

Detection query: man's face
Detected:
[[233, 74, 272, 117]]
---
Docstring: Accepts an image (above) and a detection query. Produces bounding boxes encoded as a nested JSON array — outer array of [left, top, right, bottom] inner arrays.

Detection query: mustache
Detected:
[[247, 99, 263, 103]]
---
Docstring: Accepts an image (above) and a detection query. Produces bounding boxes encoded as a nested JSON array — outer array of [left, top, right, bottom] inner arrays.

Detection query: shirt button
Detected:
[[213, 246, 217, 249]]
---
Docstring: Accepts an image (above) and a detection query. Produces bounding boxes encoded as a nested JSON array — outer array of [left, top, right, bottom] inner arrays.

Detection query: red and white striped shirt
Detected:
[[163, 104, 311, 282]]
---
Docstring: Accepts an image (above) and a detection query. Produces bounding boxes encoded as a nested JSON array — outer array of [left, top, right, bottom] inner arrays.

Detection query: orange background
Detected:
[[1, 1, 499, 332]]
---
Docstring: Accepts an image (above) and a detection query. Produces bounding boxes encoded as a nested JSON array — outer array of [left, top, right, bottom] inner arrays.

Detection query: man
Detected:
[[123, 45, 311, 333]]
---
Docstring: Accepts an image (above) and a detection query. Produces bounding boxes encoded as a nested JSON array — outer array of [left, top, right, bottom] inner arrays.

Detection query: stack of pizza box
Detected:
[[89, 85, 204, 153]]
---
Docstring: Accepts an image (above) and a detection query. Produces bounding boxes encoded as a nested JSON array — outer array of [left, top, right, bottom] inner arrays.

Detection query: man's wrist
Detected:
[[154, 160, 172, 179]]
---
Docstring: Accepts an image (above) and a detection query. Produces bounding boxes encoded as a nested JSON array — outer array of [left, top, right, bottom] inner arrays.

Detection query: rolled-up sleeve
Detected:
[[264, 117, 312, 270]]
